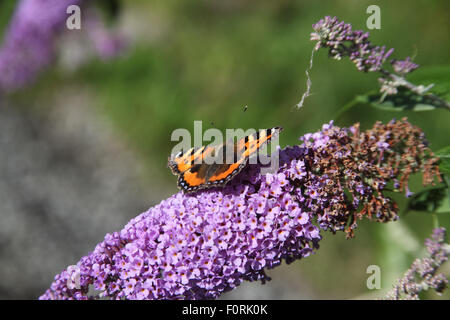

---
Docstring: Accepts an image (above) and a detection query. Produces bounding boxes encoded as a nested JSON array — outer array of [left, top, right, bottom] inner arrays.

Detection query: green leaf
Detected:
[[404, 144, 450, 213], [348, 65, 450, 112], [436, 146, 450, 175], [357, 87, 445, 112], [445, 175, 450, 210], [407, 65, 450, 102], [406, 186, 449, 214]]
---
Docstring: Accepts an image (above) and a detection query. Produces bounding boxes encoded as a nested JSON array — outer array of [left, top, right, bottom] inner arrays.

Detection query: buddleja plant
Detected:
[[311, 16, 450, 112], [310, 16, 450, 299], [310, 16, 450, 214], [38, 16, 449, 300]]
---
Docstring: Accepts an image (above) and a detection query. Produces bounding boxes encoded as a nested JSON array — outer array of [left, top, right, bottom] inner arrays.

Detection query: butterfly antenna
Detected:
[[231, 105, 248, 130]]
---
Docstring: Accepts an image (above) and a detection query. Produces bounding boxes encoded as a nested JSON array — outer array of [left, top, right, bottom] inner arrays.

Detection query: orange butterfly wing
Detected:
[[236, 127, 282, 160], [168, 145, 215, 174], [177, 163, 210, 192], [203, 161, 247, 184]]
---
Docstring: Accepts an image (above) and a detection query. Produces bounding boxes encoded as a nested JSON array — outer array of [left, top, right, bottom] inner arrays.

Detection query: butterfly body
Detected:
[[168, 127, 283, 193]]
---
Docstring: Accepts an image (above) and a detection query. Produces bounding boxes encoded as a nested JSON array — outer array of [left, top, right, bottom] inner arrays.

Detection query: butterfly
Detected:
[[168, 127, 283, 194]]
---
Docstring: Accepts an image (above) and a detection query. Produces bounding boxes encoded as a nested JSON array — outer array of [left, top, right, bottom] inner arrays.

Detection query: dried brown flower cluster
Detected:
[[301, 118, 441, 237]]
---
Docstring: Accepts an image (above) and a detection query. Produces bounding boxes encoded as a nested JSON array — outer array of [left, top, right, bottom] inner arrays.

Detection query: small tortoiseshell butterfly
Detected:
[[168, 127, 283, 193]]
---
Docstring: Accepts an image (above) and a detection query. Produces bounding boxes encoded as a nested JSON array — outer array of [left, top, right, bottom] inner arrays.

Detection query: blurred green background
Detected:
[[1, 0, 449, 299]]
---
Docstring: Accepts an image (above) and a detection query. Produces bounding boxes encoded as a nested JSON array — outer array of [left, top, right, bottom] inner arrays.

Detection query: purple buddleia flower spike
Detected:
[[40, 119, 440, 300], [84, 10, 127, 60], [311, 16, 394, 72], [0, 0, 81, 91], [384, 228, 449, 300], [308, 16, 450, 107], [0, 0, 126, 92], [391, 57, 419, 75]]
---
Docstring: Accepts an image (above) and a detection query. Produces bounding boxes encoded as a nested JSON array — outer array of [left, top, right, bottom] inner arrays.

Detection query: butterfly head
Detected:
[[272, 126, 283, 134]]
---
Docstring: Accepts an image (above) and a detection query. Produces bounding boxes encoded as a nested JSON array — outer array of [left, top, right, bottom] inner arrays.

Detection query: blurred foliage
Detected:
[[0, 0, 16, 42], [437, 146, 450, 175], [1, 0, 449, 299]]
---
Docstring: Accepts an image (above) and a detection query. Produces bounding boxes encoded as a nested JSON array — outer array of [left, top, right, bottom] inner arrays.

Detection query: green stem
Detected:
[[334, 98, 361, 121], [432, 213, 439, 229]]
